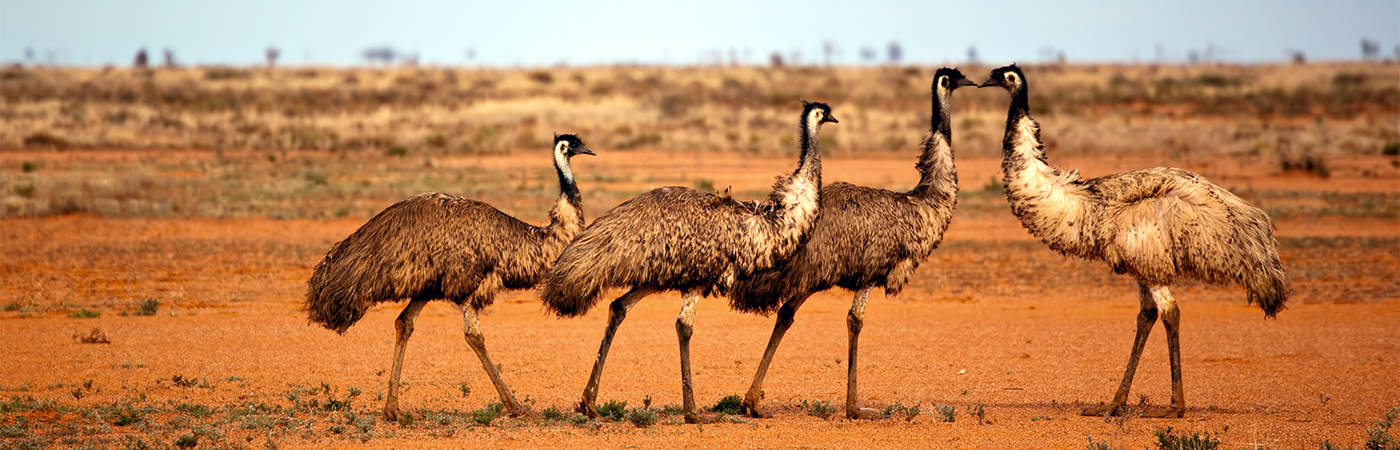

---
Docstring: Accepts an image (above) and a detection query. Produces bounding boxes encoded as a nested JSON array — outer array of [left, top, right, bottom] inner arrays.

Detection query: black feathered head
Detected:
[[800, 100, 839, 125], [553, 134, 595, 157], [933, 67, 976, 93], [978, 64, 1026, 93]]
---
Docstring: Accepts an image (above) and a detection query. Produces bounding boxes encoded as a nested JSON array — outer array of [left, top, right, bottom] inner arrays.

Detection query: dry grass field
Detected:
[[1, 62, 1398, 449]]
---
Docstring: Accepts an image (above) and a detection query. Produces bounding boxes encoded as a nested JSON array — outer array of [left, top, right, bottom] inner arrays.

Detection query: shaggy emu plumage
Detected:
[[981, 64, 1288, 418], [542, 101, 837, 423], [728, 68, 973, 419], [304, 134, 594, 420]]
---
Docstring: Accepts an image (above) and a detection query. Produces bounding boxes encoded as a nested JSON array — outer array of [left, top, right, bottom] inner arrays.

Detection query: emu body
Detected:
[[304, 135, 593, 420], [543, 102, 837, 423], [982, 65, 1287, 418], [729, 68, 973, 419]]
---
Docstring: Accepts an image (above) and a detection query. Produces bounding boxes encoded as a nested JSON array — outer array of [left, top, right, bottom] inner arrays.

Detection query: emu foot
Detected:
[[684, 412, 712, 424], [1139, 406, 1185, 419], [575, 401, 600, 418], [506, 404, 534, 419], [847, 407, 883, 420], [1081, 402, 1128, 417], [741, 399, 773, 419]]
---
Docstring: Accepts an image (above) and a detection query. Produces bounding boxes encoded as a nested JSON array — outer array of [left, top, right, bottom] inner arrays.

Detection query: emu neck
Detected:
[[794, 116, 824, 187], [998, 84, 1096, 256], [911, 92, 957, 198], [549, 154, 585, 234], [999, 86, 1049, 182]]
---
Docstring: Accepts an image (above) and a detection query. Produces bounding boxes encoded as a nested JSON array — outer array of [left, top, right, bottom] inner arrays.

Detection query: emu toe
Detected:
[[741, 402, 773, 419], [575, 401, 601, 418], [684, 412, 713, 424], [1080, 402, 1128, 417], [847, 407, 883, 421], [1139, 406, 1186, 419]]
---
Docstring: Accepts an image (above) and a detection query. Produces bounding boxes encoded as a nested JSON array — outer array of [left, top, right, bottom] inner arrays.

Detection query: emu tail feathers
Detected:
[[541, 255, 607, 318], [1244, 256, 1289, 318], [303, 257, 374, 334], [727, 269, 790, 316]]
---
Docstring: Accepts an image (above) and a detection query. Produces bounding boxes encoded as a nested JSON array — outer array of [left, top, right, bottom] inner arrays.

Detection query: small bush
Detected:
[[135, 299, 159, 316], [1384, 142, 1400, 156], [542, 406, 564, 421], [1364, 406, 1399, 450], [802, 400, 837, 420], [883, 401, 921, 421], [1153, 426, 1220, 450], [471, 402, 504, 426], [21, 161, 39, 172], [69, 309, 100, 319], [624, 408, 658, 428], [661, 404, 684, 416], [710, 395, 742, 415], [934, 403, 956, 422], [1086, 435, 1117, 450], [597, 399, 627, 422], [174, 433, 198, 448], [966, 401, 987, 424], [386, 146, 408, 157], [74, 327, 111, 344], [568, 413, 591, 426]]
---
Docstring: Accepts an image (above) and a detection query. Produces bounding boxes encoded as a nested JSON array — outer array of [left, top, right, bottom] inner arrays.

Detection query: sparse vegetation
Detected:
[[597, 399, 627, 422], [1153, 426, 1220, 450], [135, 298, 159, 316], [624, 407, 658, 427], [883, 401, 921, 421], [710, 395, 742, 415], [68, 308, 100, 319], [966, 400, 987, 424], [934, 403, 956, 422], [801, 400, 838, 420]]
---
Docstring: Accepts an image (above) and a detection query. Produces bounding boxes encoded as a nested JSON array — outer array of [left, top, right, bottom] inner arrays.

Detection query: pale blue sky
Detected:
[[1, 0, 1396, 66]]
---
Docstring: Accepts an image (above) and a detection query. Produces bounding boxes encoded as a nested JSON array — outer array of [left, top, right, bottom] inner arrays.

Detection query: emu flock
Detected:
[[305, 65, 1288, 423]]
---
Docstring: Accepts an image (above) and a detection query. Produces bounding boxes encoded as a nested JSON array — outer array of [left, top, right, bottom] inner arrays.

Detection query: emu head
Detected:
[[933, 67, 976, 97], [800, 100, 839, 127], [979, 64, 1026, 94], [553, 134, 595, 158]]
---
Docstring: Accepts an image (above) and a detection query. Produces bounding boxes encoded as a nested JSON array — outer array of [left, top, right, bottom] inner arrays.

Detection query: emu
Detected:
[[304, 134, 595, 420], [980, 64, 1288, 418], [729, 68, 973, 419], [543, 101, 837, 424]]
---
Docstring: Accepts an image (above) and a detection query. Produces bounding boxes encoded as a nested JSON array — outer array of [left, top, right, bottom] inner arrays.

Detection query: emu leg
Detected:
[[577, 286, 656, 418], [676, 290, 709, 424], [845, 287, 881, 420], [1141, 286, 1186, 418], [1082, 283, 1158, 417], [741, 294, 812, 418], [384, 299, 428, 421], [461, 305, 529, 417]]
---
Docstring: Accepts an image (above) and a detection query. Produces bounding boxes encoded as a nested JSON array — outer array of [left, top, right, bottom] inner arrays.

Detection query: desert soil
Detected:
[[2, 150, 1398, 449]]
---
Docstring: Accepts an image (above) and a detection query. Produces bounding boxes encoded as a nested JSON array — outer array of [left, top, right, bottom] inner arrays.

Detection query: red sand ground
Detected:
[[2, 152, 1398, 449]]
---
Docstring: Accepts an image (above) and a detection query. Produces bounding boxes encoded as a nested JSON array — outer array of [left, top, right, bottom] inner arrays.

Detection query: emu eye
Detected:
[[1008, 73, 1017, 83], [940, 77, 948, 88]]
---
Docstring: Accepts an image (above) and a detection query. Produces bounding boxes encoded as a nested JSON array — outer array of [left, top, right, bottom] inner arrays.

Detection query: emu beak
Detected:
[[978, 78, 999, 88], [956, 78, 977, 88], [576, 145, 596, 156], [825, 114, 839, 124]]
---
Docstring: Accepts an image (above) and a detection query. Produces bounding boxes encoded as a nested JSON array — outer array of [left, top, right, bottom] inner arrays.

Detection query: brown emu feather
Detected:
[[304, 134, 593, 420], [728, 68, 971, 419], [542, 101, 837, 423], [981, 64, 1288, 419]]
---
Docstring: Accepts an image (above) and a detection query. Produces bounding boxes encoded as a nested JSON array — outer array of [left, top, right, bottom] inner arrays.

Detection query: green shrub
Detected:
[[624, 408, 657, 427], [597, 400, 627, 422], [135, 299, 159, 316], [801, 400, 837, 420], [1153, 426, 1220, 450], [710, 395, 742, 415]]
